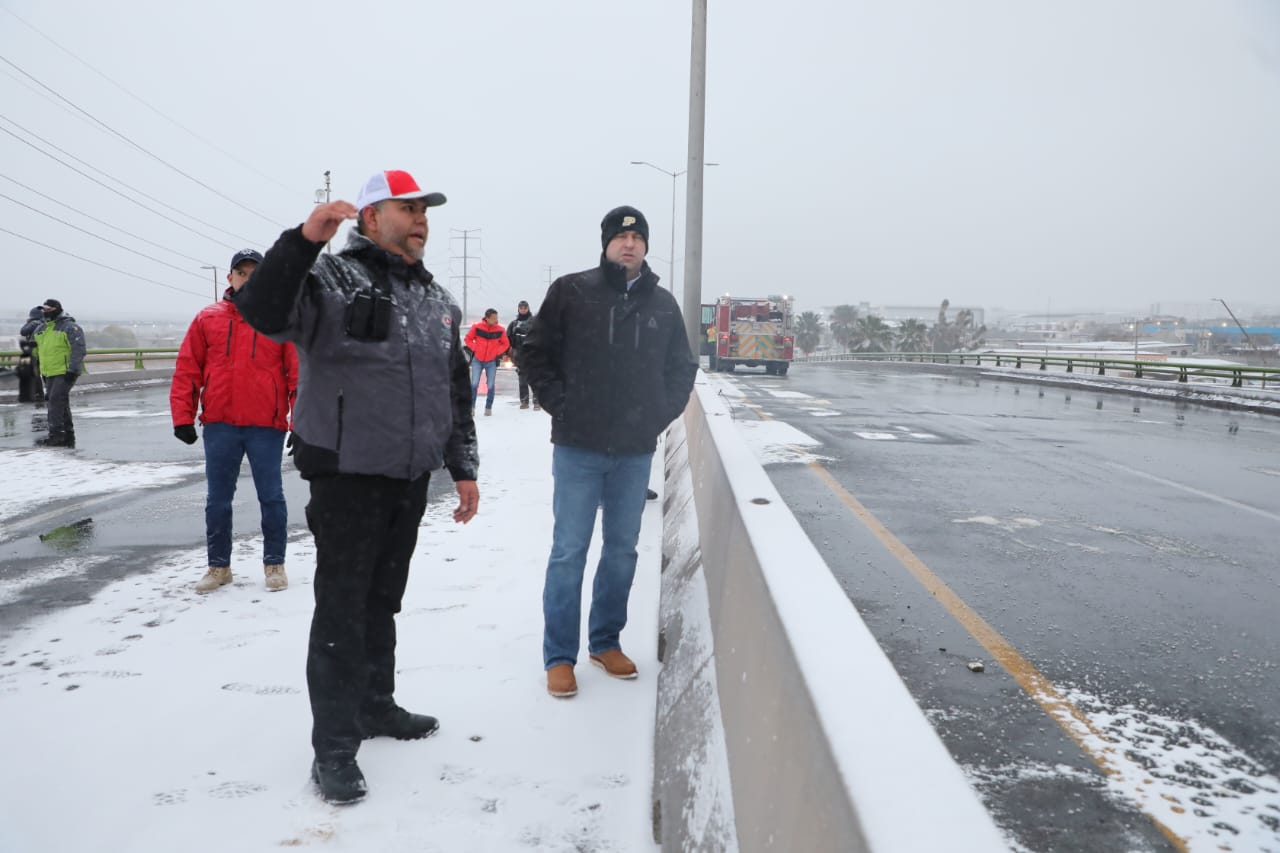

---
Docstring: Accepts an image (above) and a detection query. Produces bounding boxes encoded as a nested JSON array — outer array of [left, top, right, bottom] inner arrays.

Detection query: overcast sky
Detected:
[[2, 0, 1279, 325]]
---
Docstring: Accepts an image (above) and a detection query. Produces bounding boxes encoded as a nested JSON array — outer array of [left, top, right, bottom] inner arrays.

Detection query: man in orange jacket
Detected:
[[170, 249, 300, 593], [464, 308, 509, 416]]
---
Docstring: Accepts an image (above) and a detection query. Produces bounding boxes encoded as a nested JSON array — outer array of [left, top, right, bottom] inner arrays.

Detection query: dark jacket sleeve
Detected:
[[445, 321, 479, 481], [520, 280, 567, 416], [237, 226, 325, 340], [66, 322, 87, 375], [661, 298, 699, 428]]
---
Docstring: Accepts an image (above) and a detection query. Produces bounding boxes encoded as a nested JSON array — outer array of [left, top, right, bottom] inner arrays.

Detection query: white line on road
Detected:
[[1105, 462, 1280, 525]]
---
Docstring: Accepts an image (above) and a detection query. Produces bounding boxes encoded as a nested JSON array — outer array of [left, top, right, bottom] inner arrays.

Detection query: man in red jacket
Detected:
[[464, 308, 509, 416], [170, 249, 300, 593]]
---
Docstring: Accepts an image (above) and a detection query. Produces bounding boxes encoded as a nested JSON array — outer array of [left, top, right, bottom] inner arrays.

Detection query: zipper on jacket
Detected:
[[336, 390, 344, 452], [225, 317, 233, 357], [251, 332, 258, 359], [403, 316, 414, 479], [608, 306, 615, 346]]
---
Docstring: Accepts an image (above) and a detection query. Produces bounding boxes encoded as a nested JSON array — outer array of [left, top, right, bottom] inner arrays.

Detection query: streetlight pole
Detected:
[[315, 170, 333, 253], [630, 160, 718, 292], [200, 265, 218, 302]]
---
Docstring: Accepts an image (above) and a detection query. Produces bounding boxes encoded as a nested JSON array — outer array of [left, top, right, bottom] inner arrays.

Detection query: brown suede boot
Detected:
[[589, 649, 638, 680], [546, 664, 577, 698]]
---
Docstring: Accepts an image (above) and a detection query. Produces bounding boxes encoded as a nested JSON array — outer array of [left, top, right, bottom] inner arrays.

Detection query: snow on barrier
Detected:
[[652, 378, 1008, 852]]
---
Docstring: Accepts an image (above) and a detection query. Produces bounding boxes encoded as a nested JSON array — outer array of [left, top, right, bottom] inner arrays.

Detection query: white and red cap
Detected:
[[354, 170, 447, 210]]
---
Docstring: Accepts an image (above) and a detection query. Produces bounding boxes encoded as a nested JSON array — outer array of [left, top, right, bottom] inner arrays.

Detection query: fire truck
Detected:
[[706, 294, 795, 376]]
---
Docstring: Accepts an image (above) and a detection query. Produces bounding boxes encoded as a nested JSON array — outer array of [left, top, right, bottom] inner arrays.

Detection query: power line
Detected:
[[0, 53, 284, 227], [0, 120, 248, 249], [0, 190, 212, 281], [0, 171, 211, 266], [0, 225, 208, 299], [0, 5, 306, 202]]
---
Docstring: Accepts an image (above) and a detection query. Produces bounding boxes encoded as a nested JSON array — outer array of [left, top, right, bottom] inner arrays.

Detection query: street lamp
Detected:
[[630, 160, 717, 290], [315, 170, 332, 253], [200, 265, 219, 302]]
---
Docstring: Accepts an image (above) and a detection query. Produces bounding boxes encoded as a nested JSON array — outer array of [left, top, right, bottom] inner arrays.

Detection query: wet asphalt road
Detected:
[[722, 362, 1279, 852], [0, 382, 452, 637]]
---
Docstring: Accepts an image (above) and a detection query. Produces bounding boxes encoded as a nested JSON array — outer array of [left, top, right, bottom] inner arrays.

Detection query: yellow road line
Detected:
[[807, 462, 1188, 852]]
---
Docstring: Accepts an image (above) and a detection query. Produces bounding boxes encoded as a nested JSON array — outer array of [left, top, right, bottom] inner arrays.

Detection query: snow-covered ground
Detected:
[[0, 387, 665, 853]]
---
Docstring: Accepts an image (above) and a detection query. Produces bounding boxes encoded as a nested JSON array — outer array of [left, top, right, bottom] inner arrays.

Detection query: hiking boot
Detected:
[[484, 408, 492, 416], [263, 564, 288, 592], [357, 700, 439, 741], [646, 488, 658, 501], [520, 400, 529, 410], [311, 755, 367, 805], [589, 649, 638, 680], [195, 566, 232, 593], [532, 402, 541, 411], [546, 664, 577, 698]]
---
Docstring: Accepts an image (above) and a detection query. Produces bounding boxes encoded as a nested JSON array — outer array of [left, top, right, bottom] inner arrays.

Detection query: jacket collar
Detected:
[[598, 257, 658, 296], [341, 230, 435, 286]]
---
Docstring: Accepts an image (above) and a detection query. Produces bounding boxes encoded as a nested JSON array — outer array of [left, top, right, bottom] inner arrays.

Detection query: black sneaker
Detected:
[[311, 756, 367, 805], [646, 488, 658, 501], [357, 702, 440, 741]]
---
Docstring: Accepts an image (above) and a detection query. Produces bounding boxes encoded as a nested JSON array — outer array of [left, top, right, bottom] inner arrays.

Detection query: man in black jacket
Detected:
[[237, 169, 479, 806], [521, 205, 697, 699], [506, 300, 538, 410]]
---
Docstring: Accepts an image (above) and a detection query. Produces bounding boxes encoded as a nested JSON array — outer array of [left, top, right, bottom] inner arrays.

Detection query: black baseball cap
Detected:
[[230, 249, 264, 269], [518, 300, 529, 308], [42, 298, 62, 311]]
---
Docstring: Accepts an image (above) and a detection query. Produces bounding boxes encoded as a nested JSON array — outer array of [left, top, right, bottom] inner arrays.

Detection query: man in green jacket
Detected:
[[32, 298, 86, 448]]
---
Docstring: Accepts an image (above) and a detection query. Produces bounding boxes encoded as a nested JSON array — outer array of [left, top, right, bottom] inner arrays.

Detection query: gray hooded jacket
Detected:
[[237, 226, 477, 482]]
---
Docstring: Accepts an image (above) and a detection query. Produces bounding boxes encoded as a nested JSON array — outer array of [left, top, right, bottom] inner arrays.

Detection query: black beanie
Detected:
[[42, 298, 62, 311], [600, 206, 649, 250]]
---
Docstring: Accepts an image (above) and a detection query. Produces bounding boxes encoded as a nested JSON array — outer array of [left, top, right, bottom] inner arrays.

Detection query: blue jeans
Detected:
[[543, 445, 652, 669], [203, 423, 288, 567], [470, 359, 497, 409]]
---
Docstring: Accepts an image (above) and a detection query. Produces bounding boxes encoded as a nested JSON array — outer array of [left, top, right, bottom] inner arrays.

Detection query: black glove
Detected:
[[65, 371, 79, 381], [174, 424, 198, 445]]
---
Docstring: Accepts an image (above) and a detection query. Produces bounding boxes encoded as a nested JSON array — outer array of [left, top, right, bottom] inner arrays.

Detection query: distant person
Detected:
[[170, 249, 300, 594], [464, 308, 509, 416], [30, 299, 84, 448], [522, 205, 697, 699], [236, 169, 479, 806], [506, 300, 538, 410], [16, 307, 45, 404]]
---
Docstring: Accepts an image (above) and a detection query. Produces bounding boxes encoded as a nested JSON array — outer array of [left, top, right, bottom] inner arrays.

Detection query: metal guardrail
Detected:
[[793, 351, 1280, 389], [0, 347, 179, 372]]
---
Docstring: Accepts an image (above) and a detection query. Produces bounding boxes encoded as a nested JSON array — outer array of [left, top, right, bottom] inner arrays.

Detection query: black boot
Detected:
[[36, 434, 69, 448], [357, 698, 439, 741], [311, 754, 367, 804]]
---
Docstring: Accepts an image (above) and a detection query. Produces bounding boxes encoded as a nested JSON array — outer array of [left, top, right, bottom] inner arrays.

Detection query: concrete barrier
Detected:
[[653, 378, 1008, 852]]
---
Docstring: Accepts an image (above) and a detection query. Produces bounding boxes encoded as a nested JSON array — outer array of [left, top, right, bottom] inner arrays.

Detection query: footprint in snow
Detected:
[[221, 682, 300, 696]]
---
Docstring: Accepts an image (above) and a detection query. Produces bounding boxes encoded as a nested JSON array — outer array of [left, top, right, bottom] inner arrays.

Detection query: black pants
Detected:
[[16, 362, 43, 403], [516, 363, 536, 405], [45, 374, 76, 438], [305, 472, 431, 758]]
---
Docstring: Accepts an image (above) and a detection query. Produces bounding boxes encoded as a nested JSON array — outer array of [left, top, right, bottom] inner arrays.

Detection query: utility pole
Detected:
[[544, 265, 557, 287], [450, 228, 481, 320], [682, 0, 710, 351], [200, 265, 218, 302]]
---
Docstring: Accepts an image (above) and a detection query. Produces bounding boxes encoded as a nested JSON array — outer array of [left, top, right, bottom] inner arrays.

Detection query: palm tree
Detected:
[[829, 304, 859, 353], [795, 311, 824, 355], [850, 315, 894, 352], [954, 308, 987, 351], [896, 318, 929, 352]]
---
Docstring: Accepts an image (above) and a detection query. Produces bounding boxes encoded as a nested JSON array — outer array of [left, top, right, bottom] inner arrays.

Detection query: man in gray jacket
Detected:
[[238, 169, 479, 806]]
